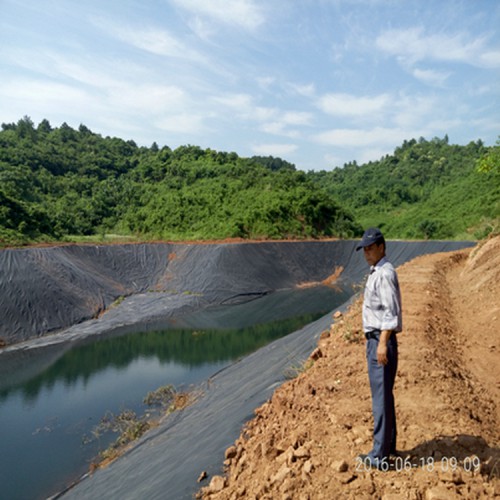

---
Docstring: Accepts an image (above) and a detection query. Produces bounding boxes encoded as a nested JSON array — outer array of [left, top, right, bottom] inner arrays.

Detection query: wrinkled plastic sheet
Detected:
[[0, 240, 473, 348]]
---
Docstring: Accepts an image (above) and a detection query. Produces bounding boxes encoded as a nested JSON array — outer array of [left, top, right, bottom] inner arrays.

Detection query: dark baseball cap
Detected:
[[356, 227, 385, 251]]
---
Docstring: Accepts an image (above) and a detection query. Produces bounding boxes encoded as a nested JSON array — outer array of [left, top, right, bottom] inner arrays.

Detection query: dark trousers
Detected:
[[366, 334, 398, 459]]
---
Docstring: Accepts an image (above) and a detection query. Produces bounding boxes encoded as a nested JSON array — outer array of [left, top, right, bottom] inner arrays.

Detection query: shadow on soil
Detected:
[[401, 434, 500, 479]]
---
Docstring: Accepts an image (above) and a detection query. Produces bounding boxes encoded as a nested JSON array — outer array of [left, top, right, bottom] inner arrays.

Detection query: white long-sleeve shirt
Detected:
[[362, 257, 402, 334]]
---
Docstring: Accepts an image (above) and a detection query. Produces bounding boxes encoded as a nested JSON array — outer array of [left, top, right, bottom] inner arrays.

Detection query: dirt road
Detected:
[[199, 236, 500, 499]]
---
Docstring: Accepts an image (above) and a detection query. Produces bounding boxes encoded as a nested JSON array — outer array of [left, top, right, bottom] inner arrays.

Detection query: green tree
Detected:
[[477, 137, 500, 174]]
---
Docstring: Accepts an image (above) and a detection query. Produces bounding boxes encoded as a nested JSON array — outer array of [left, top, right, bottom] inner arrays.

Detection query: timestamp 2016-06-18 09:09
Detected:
[[355, 455, 481, 473]]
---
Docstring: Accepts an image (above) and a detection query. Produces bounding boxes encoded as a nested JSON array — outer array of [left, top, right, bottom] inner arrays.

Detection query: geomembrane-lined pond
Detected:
[[0, 285, 352, 500]]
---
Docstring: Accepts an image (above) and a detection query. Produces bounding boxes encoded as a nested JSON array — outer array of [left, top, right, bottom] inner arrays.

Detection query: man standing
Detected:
[[356, 227, 402, 470]]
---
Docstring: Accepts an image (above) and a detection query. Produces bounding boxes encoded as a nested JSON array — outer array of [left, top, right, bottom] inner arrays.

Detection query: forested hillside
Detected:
[[0, 117, 360, 246], [0, 117, 498, 246], [308, 136, 499, 240]]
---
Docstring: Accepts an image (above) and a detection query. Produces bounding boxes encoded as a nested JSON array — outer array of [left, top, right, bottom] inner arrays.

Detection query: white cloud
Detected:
[[213, 93, 254, 111], [289, 83, 316, 98], [252, 143, 298, 156], [412, 67, 451, 87], [312, 91, 466, 161], [212, 92, 315, 140], [376, 27, 500, 69], [155, 113, 205, 134], [108, 84, 187, 114], [260, 111, 313, 138], [311, 91, 435, 132], [214, 92, 313, 138], [282, 111, 313, 126], [323, 153, 345, 169], [391, 94, 437, 128], [317, 93, 390, 118], [92, 17, 204, 62], [469, 117, 500, 135], [127, 29, 188, 57], [313, 126, 420, 148], [51, 58, 121, 89], [331, 43, 346, 64], [260, 122, 299, 138], [212, 93, 277, 121], [427, 118, 462, 131], [468, 84, 495, 96], [1, 46, 153, 93], [1, 79, 95, 114], [187, 16, 215, 41], [480, 50, 500, 68], [253, 106, 278, 121], [256, 76, 276, 90], [170, 0, 266, 31]]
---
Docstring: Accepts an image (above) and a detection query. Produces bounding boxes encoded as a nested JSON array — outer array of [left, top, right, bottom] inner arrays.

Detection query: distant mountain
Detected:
[[2, 118, 497, 246], [0, 117, 361, 246], [307, 136, 499, 240]]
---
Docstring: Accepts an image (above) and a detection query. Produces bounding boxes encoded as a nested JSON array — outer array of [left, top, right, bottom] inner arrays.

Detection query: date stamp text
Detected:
[[355, 455, 481, 473]]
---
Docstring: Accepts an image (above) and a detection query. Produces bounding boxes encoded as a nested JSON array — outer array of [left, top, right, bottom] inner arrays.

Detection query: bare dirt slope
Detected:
[[199, 236, 500, 499]]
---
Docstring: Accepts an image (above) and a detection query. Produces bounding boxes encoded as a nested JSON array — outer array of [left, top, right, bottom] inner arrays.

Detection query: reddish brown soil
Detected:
[[199, 236, 500, 499], [1, 236, 341, 250]]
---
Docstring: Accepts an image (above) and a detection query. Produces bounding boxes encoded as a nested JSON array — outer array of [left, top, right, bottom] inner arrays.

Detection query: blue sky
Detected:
[[1, 0, 499, 171]]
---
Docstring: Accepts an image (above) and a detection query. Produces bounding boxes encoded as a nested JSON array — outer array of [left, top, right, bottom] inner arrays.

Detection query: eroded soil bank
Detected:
[[199, 236, 500, 499]]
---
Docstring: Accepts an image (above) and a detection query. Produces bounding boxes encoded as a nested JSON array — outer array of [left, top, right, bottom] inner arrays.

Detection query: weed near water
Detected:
[[91, 410, 150, 464], [86, 384, 196, 470], [283, 356, 315, 380]]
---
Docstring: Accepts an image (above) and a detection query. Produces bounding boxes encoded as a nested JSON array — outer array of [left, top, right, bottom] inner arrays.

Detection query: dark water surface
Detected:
[[0, 285, 352, 500]]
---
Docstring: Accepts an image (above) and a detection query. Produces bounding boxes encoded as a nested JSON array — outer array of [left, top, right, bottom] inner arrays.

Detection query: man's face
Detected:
[[363, 242, 385, 266]]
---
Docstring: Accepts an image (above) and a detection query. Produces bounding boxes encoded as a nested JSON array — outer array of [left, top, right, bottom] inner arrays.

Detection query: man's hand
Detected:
[[377, 342, 388, 365], [377, 330, 392, 365]]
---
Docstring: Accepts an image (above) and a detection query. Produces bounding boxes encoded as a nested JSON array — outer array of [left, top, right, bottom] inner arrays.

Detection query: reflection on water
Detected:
[[0, 285, 351, 500], [1, 313, 324, 403]]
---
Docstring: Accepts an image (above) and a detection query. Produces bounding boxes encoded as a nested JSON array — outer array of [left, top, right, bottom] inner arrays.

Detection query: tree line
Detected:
[[0, 117, 361, 246], [0, 117, 498, 246], [307, 136, 499, 240]]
